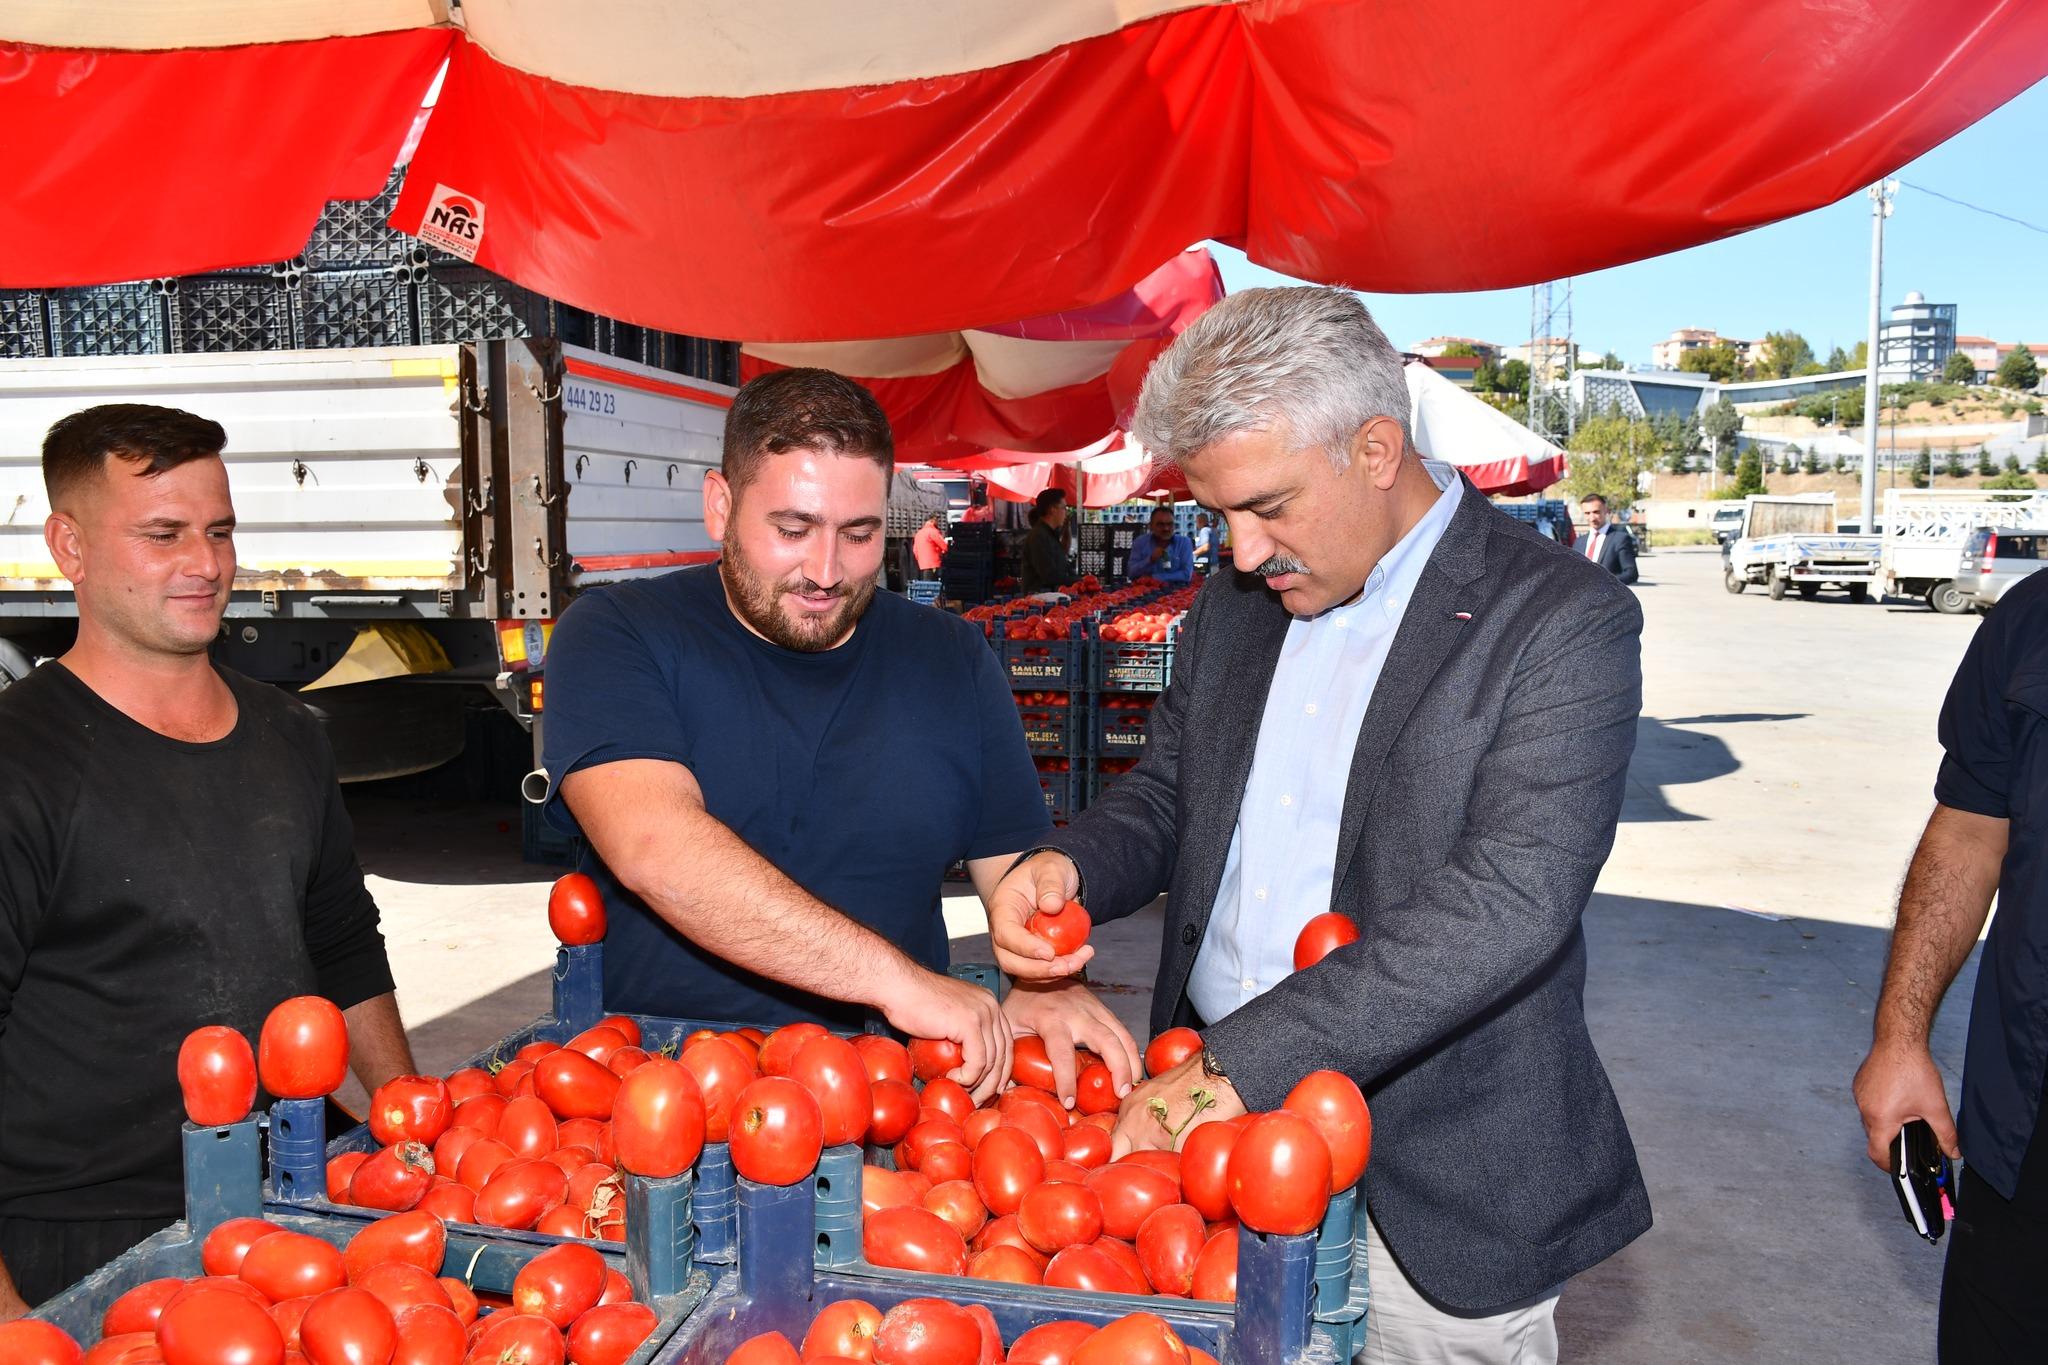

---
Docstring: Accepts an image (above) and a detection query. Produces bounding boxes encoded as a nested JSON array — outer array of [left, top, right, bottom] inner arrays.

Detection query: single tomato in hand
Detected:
[[1291, 912, 1359, 970], [1026, 901, 1091, 956]]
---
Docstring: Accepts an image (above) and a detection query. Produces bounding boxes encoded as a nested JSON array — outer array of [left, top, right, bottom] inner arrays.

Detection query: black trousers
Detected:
[[1940, 1097, 2048, 1363], [0, 1214, 173, 1307]]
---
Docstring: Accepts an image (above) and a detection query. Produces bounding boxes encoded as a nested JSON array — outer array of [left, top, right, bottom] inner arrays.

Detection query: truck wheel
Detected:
[[1797, 583, 1819, 600], [1768, 572, 1789, 601], [1848, 583, 1869, 603], [1928, 583, 1971, 616], [1723, 570, 1747, 595]]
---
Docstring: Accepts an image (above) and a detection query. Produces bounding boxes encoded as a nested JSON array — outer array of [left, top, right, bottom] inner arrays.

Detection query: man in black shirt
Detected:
[[1855, 568, 2048, 1361], [0, 405, 414, 1315]]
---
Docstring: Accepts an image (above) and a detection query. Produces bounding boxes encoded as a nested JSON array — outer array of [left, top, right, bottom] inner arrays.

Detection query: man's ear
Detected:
[[704, 470, 734, 543], [45, 512, 86, 588], [1347, 415, 1407, 489]]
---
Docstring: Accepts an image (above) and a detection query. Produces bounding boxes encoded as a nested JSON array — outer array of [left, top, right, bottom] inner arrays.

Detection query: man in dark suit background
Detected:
[[1579, 493, 1639, 584], [989, 287, 1651, 1362]]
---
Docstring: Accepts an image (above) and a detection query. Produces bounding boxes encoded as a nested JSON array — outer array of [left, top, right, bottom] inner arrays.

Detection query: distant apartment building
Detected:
[[1411, 335, 1502, 362], [1650, 327, 1752, 371], [1505, 336, 1578, 381], [1877, 291, 1958, 383], [1954, 334, 2047, 384]]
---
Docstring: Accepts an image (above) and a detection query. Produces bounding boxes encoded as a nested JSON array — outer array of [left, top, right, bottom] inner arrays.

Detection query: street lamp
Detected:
[[1860, 180, 1896, 532]]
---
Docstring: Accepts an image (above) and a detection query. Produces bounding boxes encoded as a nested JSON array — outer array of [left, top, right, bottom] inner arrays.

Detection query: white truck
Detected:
[[1722, 494, 1881, 601], [1880, 487, 2048, 614], [0, 340, 732, 785]]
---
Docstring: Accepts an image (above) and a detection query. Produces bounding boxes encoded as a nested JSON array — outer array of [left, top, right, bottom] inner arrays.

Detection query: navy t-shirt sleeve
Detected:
[[965, 633, 1055, 860], [1935, 611, 2011, 818], [541, 588, 696, 836]]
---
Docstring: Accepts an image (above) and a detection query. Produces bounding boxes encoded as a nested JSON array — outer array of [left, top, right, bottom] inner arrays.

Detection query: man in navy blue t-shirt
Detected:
[[542, 368, 1139, 1103]]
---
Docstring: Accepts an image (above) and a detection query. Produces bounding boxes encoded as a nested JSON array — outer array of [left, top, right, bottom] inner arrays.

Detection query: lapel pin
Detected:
[[1454, 611, 1473, 621]]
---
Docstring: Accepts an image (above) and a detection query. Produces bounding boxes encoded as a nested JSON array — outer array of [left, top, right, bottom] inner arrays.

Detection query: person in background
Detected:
[[1854, 568, 2048, 1361], [0, 405, 414, 1316], [960, 479, 995, 524], [1127, 504, 1195, 585], [1021, 487, 1075, 591], [912, 512, 949, 581], [1580, 493, 1638, 584], [1192, 512, 1215, 572]]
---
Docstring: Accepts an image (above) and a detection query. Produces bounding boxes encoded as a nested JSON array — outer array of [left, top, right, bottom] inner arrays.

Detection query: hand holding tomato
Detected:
[[1108, 1054, 1245, 1161], [999, 980, 1140, 1109], [877, 965, 1012, 1105], [987, 852, 1093, 980]]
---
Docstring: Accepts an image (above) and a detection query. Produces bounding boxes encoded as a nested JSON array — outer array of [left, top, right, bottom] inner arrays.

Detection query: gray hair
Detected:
[[1132, 286, 1413, 472]]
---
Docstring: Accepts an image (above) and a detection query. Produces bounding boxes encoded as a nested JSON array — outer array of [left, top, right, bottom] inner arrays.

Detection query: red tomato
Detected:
[[1177, 1122, 1240, 1222], [605, 1046, 652, 1077], [1190, 1230, 1237, 1301], [787, 1035, 873, 1148], [1093, 1235, 1149, 1290], [469, 1312, 568, 1365], [800, 1299, 882, 1362], [1282, 1070, 1372, 1189], [866, 1079, 920, 1147], [599, 1015, 642, 1047], [1007, 1322, 1096, 1365], [349, 1142, 436, 1212], [1073, 1065, 1118, 1117], [0, 1320, 82, 1365], [597, 1270, 632, 1307], [82, 1331, 160, 1365], [557, 1118, 613, 1165], [102, 1277, 186, 1336], [416, 1182, 476, 1224], [919, 1078, 973, 1125], [1060, 1125, 1111, 1170], [963, 1307, 1002, 1365], [177, 1026, 258, 1127], [851, 1036, 913, 1087], [966, 1244, 1044, 1284], [431, 1127, 483, 1182], [1069, 1313, 1188, 1365], [475, 1159, 569, 1230], [998, 1088, 1069, 1130], [511, 1243, 607, 1327], [534, 1049, 622, 1122], [1084, 1164, 1180, 1241], [757, 1022, 830, 1077], [970, 1128, 1044, 1217], [919, 1141, 972, 1186], [1135, 1204, 1205, 1296], [439, 1279, 479, 1325], [202, 1217, 285, 1276], [548, 873, 607, 946], [873, 1299, 981, 1365], [1226, 1111, 1333, 1236], [549, 1146, 598, 1175], [999, 1106, 1063, 1165], [1291, 912, 1360, 971], [499, 1096, 561, 1158], [1121, 1151, 1181, 1186], [325, 1153, 370, 1203], [369, 1076, 453, 1147], [1142, 1029, 1202, 1079], [445, 1068, 494, 1106], [268, 1296, 315, 1352], [156, 1286, 285, 1365], [727, 1333, 801, 1365], [494, 1061, 537, 1099], [355, 1261, 450, 1315], [450, 1094, 507, 1138], [163, 1276, 270, 1315], [566, 1302, 658, 1365], [565, 1026, 631, 1066], [518, 1042, 563, 1065], [568, 1162, 622, 1212], [897, 1118, 967, 1171], [861, 1165, 922, 1217], [456, 1138, 516, 1192], [1017, 1183, 1103, 1253], [971, 1214, 1048, 1269], [535, 1203, 589, 1238], [1010, 1036, 1057, 1091], [1043, 1160, 1090, 1185], [861, 1206, 969, 1276], [1042, 1244, 1142, 1295], [730, 1077, 825, 1185], [921, 1180, 988, 1240], [257, 996, 349, 1100], [905, 1037, 962, 1083], [679, 1035, 757, 1142], [1025, 901, 1091, 956], [239, 1231, 347, 1301], [390, 1304, 467, 1365]]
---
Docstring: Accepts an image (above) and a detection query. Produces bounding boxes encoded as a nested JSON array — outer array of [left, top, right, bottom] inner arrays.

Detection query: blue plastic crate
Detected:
[[1035, 763, 1086, 823], [997, 621, 1088, 689], [1094, 695, 1154, 756], [1016, 691, 1087, 757], [1093, 621, 1179, 693], [907, 580, 943, 605]]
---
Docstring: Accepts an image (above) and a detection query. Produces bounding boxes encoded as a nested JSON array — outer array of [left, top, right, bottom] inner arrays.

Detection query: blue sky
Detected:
[[1213, 77, 2046, 366]]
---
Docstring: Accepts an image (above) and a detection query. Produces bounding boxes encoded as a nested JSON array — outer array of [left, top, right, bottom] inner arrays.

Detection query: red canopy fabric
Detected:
[[4, 2, 2044, 342]]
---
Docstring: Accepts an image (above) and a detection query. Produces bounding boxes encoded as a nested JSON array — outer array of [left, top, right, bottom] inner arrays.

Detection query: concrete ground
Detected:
[[344, 547, 1987, 1363]]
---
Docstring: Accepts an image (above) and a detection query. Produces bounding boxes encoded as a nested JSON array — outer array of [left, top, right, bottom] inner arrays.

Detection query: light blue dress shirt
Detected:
[[1186, 461, 1465, 1026], [1127, 531, 1195, 585]]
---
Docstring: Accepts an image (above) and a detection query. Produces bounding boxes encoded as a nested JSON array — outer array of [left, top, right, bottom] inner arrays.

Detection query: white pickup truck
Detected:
[[1722, 494, 1881, 601], [0, 340, 732, 782], [1880, 487, 2048, 614]]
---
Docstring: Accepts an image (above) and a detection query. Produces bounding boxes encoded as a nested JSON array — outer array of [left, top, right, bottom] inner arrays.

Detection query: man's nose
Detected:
[[805, 537, 843, 589]]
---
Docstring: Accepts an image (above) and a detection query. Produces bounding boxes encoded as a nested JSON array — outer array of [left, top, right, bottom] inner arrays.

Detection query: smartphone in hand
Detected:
[[1890, 1119, 1954, 1244]]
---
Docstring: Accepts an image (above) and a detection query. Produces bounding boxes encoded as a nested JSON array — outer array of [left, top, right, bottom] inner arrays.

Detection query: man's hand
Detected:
[[1854, 1036, 1960, 1169], [0, 1257, 29, 1323], [1002, 979, 1143, 1109], [989, 852, 1092, 980], [879, 965, 1013, 1104], [1111, 1054, 1246, 1158]]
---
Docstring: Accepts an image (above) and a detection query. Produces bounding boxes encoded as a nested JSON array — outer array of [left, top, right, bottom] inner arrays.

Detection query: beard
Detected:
[[720, 535, 877, 653]]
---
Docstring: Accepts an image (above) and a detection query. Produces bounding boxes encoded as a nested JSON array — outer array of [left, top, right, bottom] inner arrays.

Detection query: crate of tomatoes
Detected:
[[1093, 695, 1155, 757], [1032, 758, 1086, 824], [1015, 691, 1087, 758]]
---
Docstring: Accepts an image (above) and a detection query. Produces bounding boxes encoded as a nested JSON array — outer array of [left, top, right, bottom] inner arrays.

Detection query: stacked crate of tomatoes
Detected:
[[1087, 586, 1199, 803]]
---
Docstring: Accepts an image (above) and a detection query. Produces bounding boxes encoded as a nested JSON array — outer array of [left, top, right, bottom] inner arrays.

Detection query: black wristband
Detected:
[[1199, 1043, 1230, 1083], [1005, 846, 1085, 902]]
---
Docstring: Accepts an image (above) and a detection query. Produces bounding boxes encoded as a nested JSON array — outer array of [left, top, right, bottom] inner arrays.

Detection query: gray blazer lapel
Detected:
[[1330, 486, 1492, 885]]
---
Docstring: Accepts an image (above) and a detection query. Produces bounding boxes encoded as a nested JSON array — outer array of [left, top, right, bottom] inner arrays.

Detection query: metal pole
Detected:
[[1860, 181, 1895, 532]]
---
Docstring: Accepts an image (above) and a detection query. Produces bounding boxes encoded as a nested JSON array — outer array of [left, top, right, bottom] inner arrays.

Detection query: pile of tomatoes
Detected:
[[990, 584, 1162, 642], [1095, 587, 1198, 645], [1011, 692, 1070, 710], [855, 1028, 1370, 1303], [0, 1212, 659, 1365], [724, 1298, 1206, 1365]]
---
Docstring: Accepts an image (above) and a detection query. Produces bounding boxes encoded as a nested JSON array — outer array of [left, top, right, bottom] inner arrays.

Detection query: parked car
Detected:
[[1955, 526, 2048, 610], [1712, 504, 1745, 545]]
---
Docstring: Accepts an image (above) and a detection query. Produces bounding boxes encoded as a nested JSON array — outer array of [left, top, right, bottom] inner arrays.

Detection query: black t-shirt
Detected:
[[540, 566, 1050, 1029], [0, 663, 394, 1220]]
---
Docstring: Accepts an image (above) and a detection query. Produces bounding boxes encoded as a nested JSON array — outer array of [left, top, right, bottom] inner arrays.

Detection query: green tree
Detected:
[[1943, 449, 1966, 479], [1997, 344, 2040, 391], [1597, 350, 1625, 372], [1911, 449, 1931, 489], [1824, 345, 1852, 372], [2034, 451, 2048, 476], [1986, 469, 2038, 491], [1801, 446, 1822, 475], [1977, 445, 1998, 477], [1759, 330, 1816, 379], [1778, 448, 1798, 476], [1851, 340, 1869, 369], [1562, 412, 1656, 509], [1443, 342, 1479, 358], [1679, 342, 1741, 384], [1499, 358, 1531, 397], [1943, 349, 1978, 384], [1834, 452, 1850, 474], [2003, 452, 2023, 474], [1701, 396, 1741, 471], [1470, 358, 1501, 393], [1728, 448, 1767, 498]]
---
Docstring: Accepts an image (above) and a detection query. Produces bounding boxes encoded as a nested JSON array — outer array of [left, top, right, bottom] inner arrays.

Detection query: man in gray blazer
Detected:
[[990, 287, 1651, 1362]]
